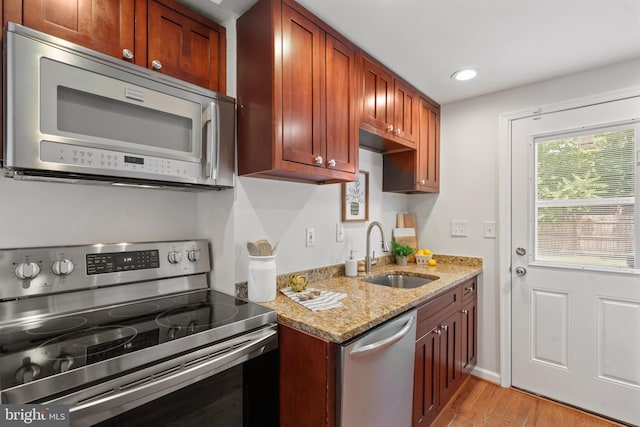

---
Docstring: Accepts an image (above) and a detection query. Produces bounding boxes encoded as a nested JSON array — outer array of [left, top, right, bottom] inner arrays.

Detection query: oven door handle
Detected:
[[67, 327, 276, 426]]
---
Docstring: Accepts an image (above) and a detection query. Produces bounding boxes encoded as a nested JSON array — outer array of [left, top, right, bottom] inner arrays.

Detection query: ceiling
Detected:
[[181, 0, 640, 104]]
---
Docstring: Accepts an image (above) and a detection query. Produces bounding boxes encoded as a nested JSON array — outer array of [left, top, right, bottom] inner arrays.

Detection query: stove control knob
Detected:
[[15, 363, 41, 384], [167, 251, 182, 264], [53, 354, 74, 373], [168, 326, 181, 340], [14, 262, 41, 280], [187, 250, 200, 262], [52, 259, 75, 276]]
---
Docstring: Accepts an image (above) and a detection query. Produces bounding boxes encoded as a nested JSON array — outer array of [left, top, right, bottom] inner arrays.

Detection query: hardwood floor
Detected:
[[433, 376, 627, 427]]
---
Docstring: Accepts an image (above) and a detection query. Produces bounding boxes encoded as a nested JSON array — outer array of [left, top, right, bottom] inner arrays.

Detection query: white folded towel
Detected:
[[281, 287, 347, 311]]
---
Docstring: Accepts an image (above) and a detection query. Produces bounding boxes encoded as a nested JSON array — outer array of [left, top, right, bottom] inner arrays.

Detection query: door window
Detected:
[[534, 124, 638, 270]]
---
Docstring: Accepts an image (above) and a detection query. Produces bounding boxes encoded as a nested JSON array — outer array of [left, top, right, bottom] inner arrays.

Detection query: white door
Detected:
[[511, 95, 640, 426]]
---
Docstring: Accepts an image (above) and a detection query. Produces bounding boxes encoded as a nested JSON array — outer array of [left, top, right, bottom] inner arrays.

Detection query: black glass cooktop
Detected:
[[0, 291, 275, 390]]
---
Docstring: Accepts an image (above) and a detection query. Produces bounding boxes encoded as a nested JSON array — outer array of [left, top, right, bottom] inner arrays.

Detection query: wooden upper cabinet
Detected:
[[360, 53, 418, 149], [416, 98, 440, 192], [382, 96, 440, 193], [394, 79, 419, 144], [324, 33, 357, 174], [280, 4, 323, 167], [4, 0, 226, 93], [147, 0, 226, 93], [362, 56, 394, 133], [237, 0, 357, 183], [7, 0, 134, 60]]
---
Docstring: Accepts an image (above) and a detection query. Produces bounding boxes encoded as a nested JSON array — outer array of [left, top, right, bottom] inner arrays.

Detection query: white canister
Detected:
[[345, 259, 358, 277], [248, 255, 277, 302]]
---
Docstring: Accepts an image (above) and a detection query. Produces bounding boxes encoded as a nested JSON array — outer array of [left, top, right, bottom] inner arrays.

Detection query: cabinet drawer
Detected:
[[461, 277, 477, 302], [416, 286, 461, 339]]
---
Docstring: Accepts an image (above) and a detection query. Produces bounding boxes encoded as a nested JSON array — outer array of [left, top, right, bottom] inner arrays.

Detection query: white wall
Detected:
[[234, 148, 407, 282], [0, 175, 201, 248], [409, 57, 640, 381]]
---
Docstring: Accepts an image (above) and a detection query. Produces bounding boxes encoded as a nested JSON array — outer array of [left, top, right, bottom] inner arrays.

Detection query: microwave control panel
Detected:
[[40, 141, 201, 179]]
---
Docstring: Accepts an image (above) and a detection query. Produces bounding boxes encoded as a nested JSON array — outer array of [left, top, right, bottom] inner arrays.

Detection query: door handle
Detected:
[[515, 266, 527, 277], [515, 247, 526, 256]]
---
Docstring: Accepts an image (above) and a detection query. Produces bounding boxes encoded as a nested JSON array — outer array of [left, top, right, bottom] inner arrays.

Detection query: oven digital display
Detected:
[[86, 250, 160, 275], [124, 155, 144, 165]]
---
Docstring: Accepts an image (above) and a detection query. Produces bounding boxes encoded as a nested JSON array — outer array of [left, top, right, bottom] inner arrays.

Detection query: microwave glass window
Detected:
[[57, 86, 193, 153]]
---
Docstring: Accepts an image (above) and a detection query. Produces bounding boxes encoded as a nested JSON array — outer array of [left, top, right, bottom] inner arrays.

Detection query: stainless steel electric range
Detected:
[[0, 240, 279, 427]]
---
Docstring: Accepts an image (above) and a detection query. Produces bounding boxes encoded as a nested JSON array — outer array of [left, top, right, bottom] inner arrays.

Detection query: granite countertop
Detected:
[[260, 255, 482, 344]]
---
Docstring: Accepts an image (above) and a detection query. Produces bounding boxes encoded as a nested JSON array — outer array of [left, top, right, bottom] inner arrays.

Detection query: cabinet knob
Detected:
[[386, 124, 393, 132], [461, 309, 469, 315], [434, 329, 442, 336], [314, 156, 324, 165], [151, 59, 163, 70], [440, 324, 448, 331], [395, 128, 401, 136], [122, 49, 134, 60], [419, 179, 426, 185], [328, 159, 336, 167]]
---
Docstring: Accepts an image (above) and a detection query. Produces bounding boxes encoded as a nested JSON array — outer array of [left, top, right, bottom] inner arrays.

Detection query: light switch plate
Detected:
[[451, 220, 469, 237], [336, 223, 345, 242], [306, 227, 315, 247], [483, 221, 496, 238]]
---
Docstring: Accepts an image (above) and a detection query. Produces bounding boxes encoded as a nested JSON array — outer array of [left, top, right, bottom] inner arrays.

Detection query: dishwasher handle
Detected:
[[349, 315, 415, 359]]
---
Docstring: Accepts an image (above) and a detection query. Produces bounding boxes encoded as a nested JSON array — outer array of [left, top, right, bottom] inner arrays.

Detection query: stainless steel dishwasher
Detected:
[[336, 309, 417, 427]]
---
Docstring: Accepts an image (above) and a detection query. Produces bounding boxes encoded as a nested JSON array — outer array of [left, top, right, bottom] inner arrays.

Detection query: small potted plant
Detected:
[[391, 241, 415, 266]]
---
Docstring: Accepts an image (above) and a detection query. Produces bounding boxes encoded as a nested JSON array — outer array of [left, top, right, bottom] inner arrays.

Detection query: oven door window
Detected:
[[39, 57, 202, 161], [94, 350, 278, 427]]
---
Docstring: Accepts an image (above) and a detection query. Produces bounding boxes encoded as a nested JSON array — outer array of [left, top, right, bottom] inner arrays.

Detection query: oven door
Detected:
[[46, 326, 278, 427]]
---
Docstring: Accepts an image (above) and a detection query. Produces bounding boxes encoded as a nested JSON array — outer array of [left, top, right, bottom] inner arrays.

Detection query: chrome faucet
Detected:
[[365, 221, 390, 274]]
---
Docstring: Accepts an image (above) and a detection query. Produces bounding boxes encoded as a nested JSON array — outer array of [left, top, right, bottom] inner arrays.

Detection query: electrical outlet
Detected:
[[484, 221, 496, 238], [306, 227, 315, 247], [451, 220, 469, 237], [336, 223, 345, 242]]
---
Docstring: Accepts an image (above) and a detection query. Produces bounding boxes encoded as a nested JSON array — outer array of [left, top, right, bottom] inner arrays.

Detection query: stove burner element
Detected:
[[109, 303, 161, 318], [38, 325, 138, 360], [25, 317, 88, 335], [155, 303, 239, 330]]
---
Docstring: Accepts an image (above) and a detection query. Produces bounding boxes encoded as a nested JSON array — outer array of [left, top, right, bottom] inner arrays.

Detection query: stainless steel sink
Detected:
[[363, 274, 437, 289]]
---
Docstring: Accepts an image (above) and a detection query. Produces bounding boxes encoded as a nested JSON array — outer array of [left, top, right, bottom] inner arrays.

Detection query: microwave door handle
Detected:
[[203, 101, 219, 180]]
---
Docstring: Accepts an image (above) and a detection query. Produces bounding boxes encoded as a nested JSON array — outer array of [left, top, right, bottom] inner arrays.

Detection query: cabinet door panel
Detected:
[[461, 298, 478, 374], [439, 311, 462, 405], [362, 56, 393, 132], [22, 0, 134, 59], [413, 328, 440, 427], [394, 80, 418, 144], [325, 34, 357, 174], [148, 0, 225, 92], [417, 98, 440, 192], [280, 4, 323, 167]]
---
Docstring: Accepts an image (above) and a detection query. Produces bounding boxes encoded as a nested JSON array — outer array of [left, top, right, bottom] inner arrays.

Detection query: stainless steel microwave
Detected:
[[3, 23, 235, 190]]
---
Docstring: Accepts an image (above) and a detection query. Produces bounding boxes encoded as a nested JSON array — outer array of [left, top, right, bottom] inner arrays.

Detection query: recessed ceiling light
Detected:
[[451, 68, 478, 81]]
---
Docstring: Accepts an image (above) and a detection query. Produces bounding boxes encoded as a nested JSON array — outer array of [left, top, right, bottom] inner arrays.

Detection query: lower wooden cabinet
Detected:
[[413, 277, 477, 427], [278, 276, 478, 427], [279, 324, 336, 427], [461, 277, 478, 375]]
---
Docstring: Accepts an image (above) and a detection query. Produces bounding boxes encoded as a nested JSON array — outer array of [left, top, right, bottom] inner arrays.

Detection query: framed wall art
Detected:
[[342, 170, 369, 222]]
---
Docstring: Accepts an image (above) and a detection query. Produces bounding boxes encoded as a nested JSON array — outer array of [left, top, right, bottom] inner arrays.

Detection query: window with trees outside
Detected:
[[534, 124, 638, 270]]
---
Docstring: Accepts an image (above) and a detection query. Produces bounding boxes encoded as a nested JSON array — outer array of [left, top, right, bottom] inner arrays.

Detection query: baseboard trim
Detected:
[[471, 366, 500, 384]]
